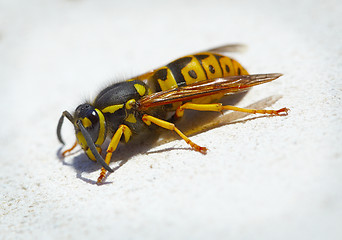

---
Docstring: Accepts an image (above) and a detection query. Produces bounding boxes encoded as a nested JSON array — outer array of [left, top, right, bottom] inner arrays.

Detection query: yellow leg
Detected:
[[175, 102, 289, 118], [142, 114, 207, 154], [62, 140, 78, 157], [97, 124, 132, 184]]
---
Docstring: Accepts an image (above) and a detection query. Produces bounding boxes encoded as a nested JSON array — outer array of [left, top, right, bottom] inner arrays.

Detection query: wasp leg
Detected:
[[175, 102, 289, 117], [97, 125, 132, 184], [142, 114, 207, 154], [61, 140, 78, 157]]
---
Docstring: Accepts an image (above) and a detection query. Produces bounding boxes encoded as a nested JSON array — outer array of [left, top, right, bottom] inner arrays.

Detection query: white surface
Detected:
[[1, 0, 341, 239]]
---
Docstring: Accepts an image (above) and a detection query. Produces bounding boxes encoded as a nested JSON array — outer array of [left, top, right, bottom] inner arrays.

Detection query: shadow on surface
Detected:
[[153, 94, 284, 147], [56, 94, 285, 184]]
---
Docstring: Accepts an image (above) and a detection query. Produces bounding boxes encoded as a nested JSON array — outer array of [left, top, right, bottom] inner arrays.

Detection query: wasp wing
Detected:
[[137, 73, 282, 110], [205, 43, 247, 53]]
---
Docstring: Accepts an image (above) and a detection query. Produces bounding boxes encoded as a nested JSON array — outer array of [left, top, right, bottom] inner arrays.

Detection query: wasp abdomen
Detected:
[[148, 52, 248, 93]]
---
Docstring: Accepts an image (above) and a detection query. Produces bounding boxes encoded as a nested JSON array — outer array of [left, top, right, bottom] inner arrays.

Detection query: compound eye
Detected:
[[86, 109, 99, 126], [74, 104, 101, 130]]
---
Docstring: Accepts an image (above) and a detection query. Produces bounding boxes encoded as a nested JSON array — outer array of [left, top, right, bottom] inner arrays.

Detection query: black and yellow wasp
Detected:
[[57, 44, 288, 183]]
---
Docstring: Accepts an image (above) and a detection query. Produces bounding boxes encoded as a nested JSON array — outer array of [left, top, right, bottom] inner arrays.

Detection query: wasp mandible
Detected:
[[57, 44, 289, 184]]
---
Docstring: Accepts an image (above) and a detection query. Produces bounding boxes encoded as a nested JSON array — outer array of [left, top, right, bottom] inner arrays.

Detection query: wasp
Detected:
[[57, 44, 289, 184]]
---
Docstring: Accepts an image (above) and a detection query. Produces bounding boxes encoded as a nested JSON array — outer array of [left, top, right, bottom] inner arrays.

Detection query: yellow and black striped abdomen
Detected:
[[148, 52, 249, 93]]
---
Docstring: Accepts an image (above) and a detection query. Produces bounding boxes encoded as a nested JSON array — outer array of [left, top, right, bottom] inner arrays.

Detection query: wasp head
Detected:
[[73, 103, 106, 161], [57, 103, 113, 173]]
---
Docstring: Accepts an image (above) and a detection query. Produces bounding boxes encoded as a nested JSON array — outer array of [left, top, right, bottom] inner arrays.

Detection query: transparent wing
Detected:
[[137, 73, 282, 110], [205, 44, 247, 53]]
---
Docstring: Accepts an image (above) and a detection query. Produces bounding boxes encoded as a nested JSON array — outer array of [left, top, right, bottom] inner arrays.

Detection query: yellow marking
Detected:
[[97, 125, 131, 183], [82, 117, 92, 128], [123, 126, 132, 143], [175, 102, 288, 117], [106, 126, 124, 152], [76, 131, 87, 149], [156, 67, 178, 91], [167, 93, 224, 112], [176, 102, 224, 118], [196, 53, 223, 79], [94, 109, 106, 146], [125, 113, 137, 123], [86, 147, 102, 161], [231, 58, 249, 75], [104, 125, 132, 156], [86, 148, 96, 161], [142, 114, 207, 154], [126, 78, 135, 82], [142, 114, 172, 130], [134, 84, 146, 96], [76, 131, 102, 161], [125, 99, 136, 110], [102, 104, 124, 113], [221, 105, 288, 115], [217, 55, 236, 76], [181, 56, 207, 85]]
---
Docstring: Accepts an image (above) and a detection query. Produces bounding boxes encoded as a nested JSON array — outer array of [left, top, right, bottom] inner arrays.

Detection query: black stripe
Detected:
[[166, 57, 192, 87], [154, 68, 168, 81], [214, 54, 224, 76], [151, 68, 168, 92], [194, 54, 210, 79]]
